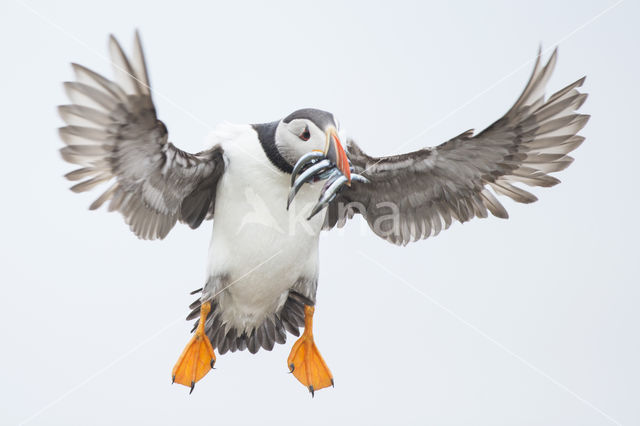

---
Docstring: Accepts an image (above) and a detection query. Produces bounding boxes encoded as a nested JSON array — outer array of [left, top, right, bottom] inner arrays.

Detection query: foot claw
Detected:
[[172, 301, 216, 390], [287, 306, 334, 395], [309, 385, 315, 397], [189, 381, 195, 394]]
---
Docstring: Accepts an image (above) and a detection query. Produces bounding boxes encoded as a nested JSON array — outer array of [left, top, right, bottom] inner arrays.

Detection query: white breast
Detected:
[[204, 123, 325, 332]]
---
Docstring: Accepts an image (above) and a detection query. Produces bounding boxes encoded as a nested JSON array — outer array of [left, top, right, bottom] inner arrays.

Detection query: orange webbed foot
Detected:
[[287, 305, 333, 396], [172, 301, 216, 393]]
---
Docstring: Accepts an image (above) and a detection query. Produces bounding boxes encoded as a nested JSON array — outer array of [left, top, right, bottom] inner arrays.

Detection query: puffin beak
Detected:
[[288, 126, 369, 216], [323, 128, 351, 184]]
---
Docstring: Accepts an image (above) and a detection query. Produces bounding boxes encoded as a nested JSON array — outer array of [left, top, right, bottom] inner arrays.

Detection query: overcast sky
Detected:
[[1, 0, 638, 425]]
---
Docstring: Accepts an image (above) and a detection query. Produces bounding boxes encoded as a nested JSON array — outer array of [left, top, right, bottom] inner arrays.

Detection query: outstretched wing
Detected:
[[324, 49, 589, 245], [59, 32, 225, 240]]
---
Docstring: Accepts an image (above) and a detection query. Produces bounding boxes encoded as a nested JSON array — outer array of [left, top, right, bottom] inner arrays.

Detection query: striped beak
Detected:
[[323, 127, 351, 184]]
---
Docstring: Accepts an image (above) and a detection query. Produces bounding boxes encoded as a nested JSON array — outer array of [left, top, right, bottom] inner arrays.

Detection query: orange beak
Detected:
[[323, 128, 351, 184]]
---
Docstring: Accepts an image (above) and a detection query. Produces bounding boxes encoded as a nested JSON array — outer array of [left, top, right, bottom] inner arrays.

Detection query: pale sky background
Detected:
[[1, 1, 638, 425]]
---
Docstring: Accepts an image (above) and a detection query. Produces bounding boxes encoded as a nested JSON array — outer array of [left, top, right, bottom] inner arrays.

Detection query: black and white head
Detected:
[[257, 108, 351, 181]]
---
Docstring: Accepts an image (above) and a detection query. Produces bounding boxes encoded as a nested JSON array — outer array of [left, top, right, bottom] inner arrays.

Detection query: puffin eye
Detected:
[[299, 125, 311, 141]]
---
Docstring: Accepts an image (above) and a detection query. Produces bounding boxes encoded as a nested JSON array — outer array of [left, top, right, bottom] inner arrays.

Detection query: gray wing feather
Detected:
[[59, 32, 225, 239], [325, 49, 589, 246]]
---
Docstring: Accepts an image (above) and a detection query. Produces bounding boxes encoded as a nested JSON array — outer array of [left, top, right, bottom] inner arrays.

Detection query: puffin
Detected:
[[59, 32, 589, 396]]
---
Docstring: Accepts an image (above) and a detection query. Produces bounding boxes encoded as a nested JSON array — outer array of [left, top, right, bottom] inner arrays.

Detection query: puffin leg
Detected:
[[171, 301, 216, 393], [287, 305, 334, 396]]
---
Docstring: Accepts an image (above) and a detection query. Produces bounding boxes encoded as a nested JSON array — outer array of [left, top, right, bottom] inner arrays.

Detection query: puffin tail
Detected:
[[185, 289, 312, 355]]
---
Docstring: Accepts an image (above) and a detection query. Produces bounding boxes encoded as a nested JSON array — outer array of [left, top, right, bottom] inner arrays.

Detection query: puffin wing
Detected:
[[59, 32, 225, 240], [324, 49, 589, 245]]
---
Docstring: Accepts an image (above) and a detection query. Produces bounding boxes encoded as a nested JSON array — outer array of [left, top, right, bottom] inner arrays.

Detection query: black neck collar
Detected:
[[252, 121, 293, 174]]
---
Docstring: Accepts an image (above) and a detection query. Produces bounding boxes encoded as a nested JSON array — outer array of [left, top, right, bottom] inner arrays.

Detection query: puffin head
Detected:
[[274, 108, 351, 182]]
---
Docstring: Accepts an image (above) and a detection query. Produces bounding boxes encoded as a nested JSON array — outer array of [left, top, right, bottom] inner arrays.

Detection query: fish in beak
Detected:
[[323, 127, 351, 184], [287, 127, 369, 217]]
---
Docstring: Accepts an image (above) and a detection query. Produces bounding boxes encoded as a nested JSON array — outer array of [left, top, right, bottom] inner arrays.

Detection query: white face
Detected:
[[275, 118, 328, 166]]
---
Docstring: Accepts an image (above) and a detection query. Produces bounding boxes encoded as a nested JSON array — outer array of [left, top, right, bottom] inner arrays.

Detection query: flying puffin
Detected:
[[59, 32, 589, 396]]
